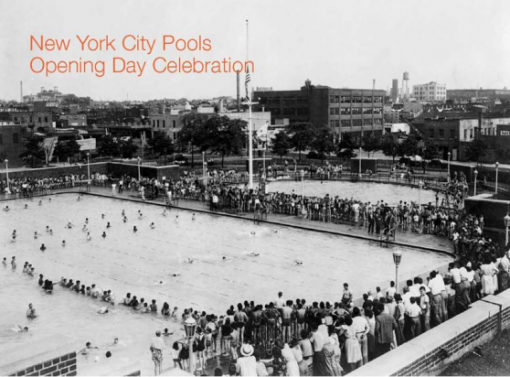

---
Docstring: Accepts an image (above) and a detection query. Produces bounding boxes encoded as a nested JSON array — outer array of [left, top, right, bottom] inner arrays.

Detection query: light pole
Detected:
[[504, 203, 510, 247], [495, 161, 499, 194], [184, 317, 197, 375], [447, 151, 451, 181], [4, 159, 9, 188], [418, 180, 423, 206], [137, 156, 141, 181], [393, 250, 402, 293], [474, 169, 478, 196], [86, 153, 90, 182], [359, 147, 362, 178]]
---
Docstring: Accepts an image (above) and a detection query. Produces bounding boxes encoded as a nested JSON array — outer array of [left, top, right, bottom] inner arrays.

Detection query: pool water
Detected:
[[267, 180, 438, 206], [0, 194, 452, 374]]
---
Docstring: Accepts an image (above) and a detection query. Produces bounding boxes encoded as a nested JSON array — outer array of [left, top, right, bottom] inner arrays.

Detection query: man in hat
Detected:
[[236, 344, 257, 376], [150, 330, 165, 375]]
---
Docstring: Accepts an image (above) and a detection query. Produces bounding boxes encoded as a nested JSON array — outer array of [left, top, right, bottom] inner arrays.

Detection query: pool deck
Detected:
[[5, 185, 452, 256]]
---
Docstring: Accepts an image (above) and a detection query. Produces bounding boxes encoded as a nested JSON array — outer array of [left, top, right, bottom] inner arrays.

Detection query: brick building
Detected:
[[254, 80, 385, 142]]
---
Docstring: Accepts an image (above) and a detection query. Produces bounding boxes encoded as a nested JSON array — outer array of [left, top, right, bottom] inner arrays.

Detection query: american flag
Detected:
[[245, 67, 251, 100]]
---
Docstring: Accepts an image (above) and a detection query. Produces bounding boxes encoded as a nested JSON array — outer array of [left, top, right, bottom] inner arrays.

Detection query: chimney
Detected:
[[236, 71, 240, 111]]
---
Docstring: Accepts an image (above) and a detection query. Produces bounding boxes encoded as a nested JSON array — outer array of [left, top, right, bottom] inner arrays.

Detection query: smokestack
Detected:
[[20, 81, 23, 102], [236, 72, 240, 111]]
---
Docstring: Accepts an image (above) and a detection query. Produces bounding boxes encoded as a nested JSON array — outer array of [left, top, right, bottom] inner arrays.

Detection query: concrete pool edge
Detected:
[[33, 190, 456, 259]]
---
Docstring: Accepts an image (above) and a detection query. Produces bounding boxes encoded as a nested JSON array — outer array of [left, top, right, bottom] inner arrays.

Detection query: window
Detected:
[[329, 107, 339, 116], [13, 133, 19, 144], [340, 96, 351, 103], [330, 95, 339, 103], [340, 108, 351, 115], [430, 129, 435, 138], [352, 96, 362, 103]]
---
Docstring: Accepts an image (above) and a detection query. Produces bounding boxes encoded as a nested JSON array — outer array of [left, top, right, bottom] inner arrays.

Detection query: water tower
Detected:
[[402, 72, 410, 101]]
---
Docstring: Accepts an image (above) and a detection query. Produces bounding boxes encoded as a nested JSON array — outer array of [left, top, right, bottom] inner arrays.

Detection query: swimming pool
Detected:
[[267, 180, 438, 206], [0, 193, 452, 374]]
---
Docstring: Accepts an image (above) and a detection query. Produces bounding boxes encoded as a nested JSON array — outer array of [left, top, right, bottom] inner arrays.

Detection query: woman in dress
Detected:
[[339, 316, 362, 372], [480, 254, 498, 296]]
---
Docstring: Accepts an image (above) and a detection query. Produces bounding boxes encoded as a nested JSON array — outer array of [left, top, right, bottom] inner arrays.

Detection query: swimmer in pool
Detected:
[[150, 223, 155, 229], [133, 226, 138, 233], [106, 222, 111, 229], [102, 231, 106, 238], [40, 244, 46, 252]]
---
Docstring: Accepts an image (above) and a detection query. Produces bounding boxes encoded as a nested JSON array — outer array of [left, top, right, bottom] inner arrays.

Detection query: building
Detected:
[[254, 80, 386, 143], [412, 82, 447, 102], [0, 122, 26, 168]]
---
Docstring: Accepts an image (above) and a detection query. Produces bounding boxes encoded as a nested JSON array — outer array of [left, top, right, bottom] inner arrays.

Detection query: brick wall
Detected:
[[350, 290, 510, 377], [9, 352, 77, 376]]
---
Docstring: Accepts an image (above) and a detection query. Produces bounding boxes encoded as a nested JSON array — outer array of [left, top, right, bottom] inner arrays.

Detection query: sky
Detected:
[[0, 0, 509, 101]]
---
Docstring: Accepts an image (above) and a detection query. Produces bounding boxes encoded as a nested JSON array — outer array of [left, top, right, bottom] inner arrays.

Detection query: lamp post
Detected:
[[4, 159, 9, 187], [447, 151, 451, 181], [474, 169, 478, 196], [184, 317, 197, 375], [504, 204, 510, 246], [359, 147, 362, 178], [393, 250, 402, 293], [495, 161, 499, 194], [137, 156, 141, 181]]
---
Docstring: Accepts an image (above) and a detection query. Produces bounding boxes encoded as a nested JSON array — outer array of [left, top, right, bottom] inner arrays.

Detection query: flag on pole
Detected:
[[245, 67, 251, 100]]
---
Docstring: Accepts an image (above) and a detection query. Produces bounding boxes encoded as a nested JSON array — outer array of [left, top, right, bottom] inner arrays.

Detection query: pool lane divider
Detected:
[[55, 190, 456, 260]]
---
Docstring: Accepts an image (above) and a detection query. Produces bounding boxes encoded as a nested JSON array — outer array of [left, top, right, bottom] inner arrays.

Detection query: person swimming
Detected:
[[102, 231, 107, 238], [40, 244, 46, 252], [150, 223, 155, 229]]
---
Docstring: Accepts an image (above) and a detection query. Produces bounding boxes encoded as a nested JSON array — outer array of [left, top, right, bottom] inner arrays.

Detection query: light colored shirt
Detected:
[[428, 276, 446, 295]]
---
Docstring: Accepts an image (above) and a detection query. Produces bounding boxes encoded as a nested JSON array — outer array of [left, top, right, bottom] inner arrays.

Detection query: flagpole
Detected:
[[247, 19, 253, 189]]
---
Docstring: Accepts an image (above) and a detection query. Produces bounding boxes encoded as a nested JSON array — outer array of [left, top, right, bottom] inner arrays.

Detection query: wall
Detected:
[[350, 289, 510, 376], [0, 336, 80, 376]]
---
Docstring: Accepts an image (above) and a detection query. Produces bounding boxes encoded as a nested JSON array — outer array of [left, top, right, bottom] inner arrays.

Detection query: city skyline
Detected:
[[1, 0, 509, 101]]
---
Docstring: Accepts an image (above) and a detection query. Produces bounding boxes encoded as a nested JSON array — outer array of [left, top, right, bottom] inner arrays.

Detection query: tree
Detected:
[[362, 132, 381, 158], [397, 135, 419, 158], [20, 138, 45, 167], [381, 133, 399, 162], [119, 139, 138, 159], [466, 138, 490, 162], [200, 116, 247, 167], [178, 113, 209, 167], [423, 139, 440, 160], [309, 125, 336, 162], [337, 132, 358, 158], [148, 132, 174, 157], [53, 139, 81, 163], [286, 122, 317, 161], [271, 131, 291, 162], [97, 134, 119, 157]]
